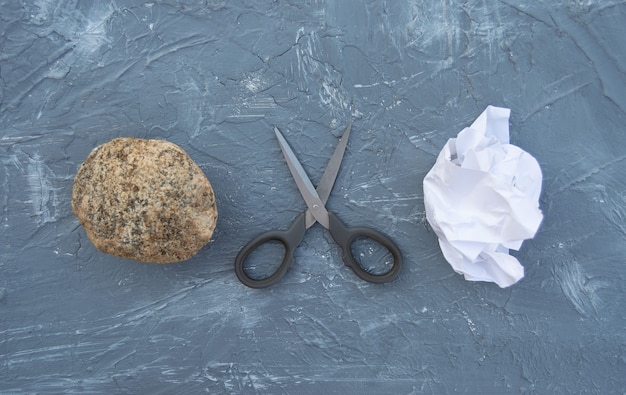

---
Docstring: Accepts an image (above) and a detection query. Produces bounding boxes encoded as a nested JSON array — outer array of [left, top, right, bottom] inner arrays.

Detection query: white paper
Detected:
[[423, 106, 543, 287]]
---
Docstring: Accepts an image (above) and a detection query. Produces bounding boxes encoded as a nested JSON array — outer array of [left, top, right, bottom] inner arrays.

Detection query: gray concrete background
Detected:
[[1, 0, 625, 393]]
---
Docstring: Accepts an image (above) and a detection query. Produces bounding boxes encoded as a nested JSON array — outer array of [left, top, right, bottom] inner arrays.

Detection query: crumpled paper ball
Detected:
[[423, 106, 543, 287]]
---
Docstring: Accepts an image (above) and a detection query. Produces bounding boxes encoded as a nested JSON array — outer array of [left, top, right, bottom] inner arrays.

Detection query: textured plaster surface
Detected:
[[1, 0, 625, 393]]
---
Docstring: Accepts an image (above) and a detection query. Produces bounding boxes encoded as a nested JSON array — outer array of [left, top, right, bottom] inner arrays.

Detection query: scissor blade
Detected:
[[316, 123, 351, 205], [274, 127, 330, 229], [305, 123, 351, 227]]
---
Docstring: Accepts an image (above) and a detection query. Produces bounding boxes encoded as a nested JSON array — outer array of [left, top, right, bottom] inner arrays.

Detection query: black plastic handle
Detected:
[[328, 212, 403, 284], [234, 212, 307, 288]]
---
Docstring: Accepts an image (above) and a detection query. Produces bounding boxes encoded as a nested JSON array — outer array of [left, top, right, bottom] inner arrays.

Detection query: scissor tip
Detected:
[[274, 127, 288, 146]]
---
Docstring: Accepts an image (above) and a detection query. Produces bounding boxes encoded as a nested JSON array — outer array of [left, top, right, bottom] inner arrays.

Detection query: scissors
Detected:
[[234, 123, 403, 288]]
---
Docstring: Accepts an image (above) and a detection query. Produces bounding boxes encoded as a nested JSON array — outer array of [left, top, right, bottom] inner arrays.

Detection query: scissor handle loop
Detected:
[[234, 212, 307, 288], [328, 212, 403, 284]]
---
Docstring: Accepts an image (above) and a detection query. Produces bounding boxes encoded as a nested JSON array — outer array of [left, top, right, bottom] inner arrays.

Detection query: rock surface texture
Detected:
[[72, 138, 217, 263]]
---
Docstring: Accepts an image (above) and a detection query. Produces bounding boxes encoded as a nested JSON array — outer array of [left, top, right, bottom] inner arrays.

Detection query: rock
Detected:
[[72, 138, 217, 263]]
